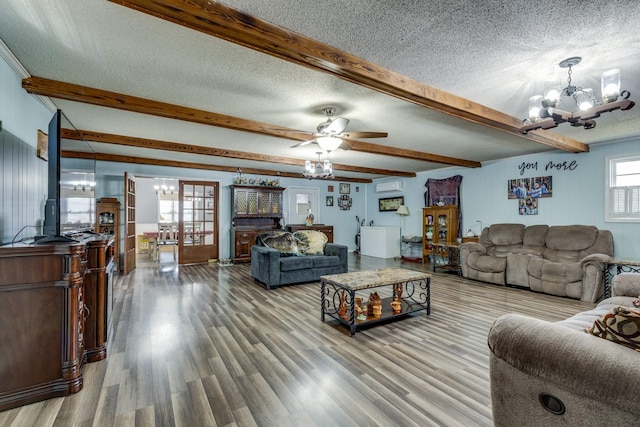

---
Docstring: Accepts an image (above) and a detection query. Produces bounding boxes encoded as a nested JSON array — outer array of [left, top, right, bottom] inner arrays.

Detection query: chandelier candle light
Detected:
[[520, 57, 634, 133], [303, 151, 334, 180]]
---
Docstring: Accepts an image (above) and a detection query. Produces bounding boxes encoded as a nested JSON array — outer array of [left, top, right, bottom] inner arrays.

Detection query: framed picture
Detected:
[[339, 183, 350, 194], [518, 197, 538, 215], [339, 195, 352, 210], [326, 196, 334, 206], [508, 176, 552, 199], [327, 185, 334, 193], [379, 196, 404, 212], [37, 129, 48, 161]]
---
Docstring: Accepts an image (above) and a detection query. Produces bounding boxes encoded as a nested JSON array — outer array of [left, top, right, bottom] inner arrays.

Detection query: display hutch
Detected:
[[422, 205, 458, 262], [96, 197, 120, 269], [231, 185, 284, 262]]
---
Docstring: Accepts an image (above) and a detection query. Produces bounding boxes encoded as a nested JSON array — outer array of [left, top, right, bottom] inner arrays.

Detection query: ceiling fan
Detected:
[[290, 107, 388, 151]]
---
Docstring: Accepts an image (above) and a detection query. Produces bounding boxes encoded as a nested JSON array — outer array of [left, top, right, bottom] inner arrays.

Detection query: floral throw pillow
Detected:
[[585, 306, 640, 352]]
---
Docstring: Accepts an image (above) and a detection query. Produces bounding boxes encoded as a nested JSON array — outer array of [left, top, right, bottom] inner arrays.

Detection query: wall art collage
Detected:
[[507, 176, 552, 215]]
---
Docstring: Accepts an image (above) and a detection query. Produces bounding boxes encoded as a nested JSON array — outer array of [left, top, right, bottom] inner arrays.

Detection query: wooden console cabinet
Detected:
[[285, 224, 334, 242], [0, 233, 115, 411], [84, 235, 116, 362], [231, 185, 284, 263], [0, 242, 86, 411]]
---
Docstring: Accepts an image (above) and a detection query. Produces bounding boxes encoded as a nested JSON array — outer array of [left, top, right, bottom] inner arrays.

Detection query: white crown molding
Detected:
[[0, 37, 29, 78], [0, 37, 57, 112]]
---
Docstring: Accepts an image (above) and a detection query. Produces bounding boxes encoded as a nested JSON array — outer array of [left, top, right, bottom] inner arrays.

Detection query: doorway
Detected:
[[178, 180, 219, 264], [288, 186, 320, 225]]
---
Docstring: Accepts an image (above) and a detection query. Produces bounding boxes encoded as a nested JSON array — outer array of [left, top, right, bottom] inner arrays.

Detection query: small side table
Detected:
[[603, 259, 640, 298], [432, 243, 461, 275]]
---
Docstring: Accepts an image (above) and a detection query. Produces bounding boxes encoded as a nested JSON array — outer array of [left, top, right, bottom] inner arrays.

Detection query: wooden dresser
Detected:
[[286, 224, 334, 243], [0, 234, 115, 411]]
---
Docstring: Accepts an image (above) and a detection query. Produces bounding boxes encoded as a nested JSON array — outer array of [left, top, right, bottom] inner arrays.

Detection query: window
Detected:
[[606, 154, 640, 222], [158, 192, 179, 222]]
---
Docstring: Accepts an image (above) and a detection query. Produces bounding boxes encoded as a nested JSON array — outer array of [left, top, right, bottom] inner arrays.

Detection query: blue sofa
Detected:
[[251, 240, 348, 290]]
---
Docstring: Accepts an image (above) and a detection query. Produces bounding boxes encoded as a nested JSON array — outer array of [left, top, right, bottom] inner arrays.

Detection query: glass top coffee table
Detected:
[[320, 267, 431, 336]]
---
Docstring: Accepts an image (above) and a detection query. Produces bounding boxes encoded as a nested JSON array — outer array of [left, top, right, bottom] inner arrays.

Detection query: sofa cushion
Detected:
[[293, 230, 328, 255], [468, 253, 507, 273], [521, 224, 548, 249], [311, 255, 340, 268], [545, 225, 597, 251], [279, 256, 314, 271], [486, 223, 525, 246], [585, 306, 640, 351], [256, 231, 300, 256]]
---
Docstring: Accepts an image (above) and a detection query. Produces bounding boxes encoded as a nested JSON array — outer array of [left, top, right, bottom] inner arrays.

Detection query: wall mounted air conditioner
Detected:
[[375, 180, 403, 193]]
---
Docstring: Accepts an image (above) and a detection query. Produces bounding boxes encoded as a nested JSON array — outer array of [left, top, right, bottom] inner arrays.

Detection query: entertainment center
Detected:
[[0, 110, 117, 410]]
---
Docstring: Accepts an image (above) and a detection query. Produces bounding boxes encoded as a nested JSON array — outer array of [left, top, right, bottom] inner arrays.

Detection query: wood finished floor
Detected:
[[0, 253, 595, 427]]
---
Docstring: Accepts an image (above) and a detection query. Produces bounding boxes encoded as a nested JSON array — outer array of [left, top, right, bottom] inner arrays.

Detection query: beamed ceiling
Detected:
[[1, 1, 639, 183]]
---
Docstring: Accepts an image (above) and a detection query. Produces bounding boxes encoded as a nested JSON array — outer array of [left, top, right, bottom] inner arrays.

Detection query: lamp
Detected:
[[154, 179, 175, 195], [520, 57, 634, 133], [316, 136, 343, 152], [396, 205, 409, 216], [303, 152, 334, 180]]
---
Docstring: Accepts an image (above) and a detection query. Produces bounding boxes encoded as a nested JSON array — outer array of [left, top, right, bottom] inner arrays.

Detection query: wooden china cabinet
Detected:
[[422, 205, 458, 262], [96, 197, 120, 270], [231, 185, 284, 262]]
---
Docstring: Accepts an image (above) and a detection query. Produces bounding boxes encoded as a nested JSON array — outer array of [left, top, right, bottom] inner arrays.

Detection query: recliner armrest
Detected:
[[612, 272, 640, 297], [488, 314, 640, 415]]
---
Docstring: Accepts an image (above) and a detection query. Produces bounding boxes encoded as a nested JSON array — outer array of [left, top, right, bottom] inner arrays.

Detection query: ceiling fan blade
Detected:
[[342, 131, 388, 139], [290, 139, 315, 148], [326, 117, 349, 134], [339, 140, 352, 150]]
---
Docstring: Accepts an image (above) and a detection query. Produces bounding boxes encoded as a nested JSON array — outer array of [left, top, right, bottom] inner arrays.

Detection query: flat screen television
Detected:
[[37, 110, 95, 244]]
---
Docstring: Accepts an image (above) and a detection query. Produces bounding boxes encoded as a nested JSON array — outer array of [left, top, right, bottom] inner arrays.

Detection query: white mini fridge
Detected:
[[360, 226, 401, 258]]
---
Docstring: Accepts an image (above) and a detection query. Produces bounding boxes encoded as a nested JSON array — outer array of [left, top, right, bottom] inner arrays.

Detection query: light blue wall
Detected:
[[366, 138, 640, 260], [0, 55, 53, 243]]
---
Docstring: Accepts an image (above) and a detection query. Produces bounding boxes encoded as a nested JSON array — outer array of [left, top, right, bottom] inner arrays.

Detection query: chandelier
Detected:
[[520, 57, 634, 134], [303, 152, 334, 180], [154, 179, 175, 195]]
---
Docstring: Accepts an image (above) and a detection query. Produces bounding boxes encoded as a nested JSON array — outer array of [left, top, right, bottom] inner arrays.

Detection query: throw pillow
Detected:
[[293, 230, 328, 255], [256, 231, 300, 256], [585, 306, 640, 352]]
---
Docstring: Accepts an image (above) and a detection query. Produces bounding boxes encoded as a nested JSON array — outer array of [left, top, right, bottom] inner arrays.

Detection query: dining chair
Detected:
[[156, 223, 178, 261]]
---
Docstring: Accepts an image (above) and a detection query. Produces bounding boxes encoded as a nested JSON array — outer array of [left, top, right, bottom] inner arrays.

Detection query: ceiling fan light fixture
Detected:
[[303, 152, 334, 180], [316, 136, 342, 151]]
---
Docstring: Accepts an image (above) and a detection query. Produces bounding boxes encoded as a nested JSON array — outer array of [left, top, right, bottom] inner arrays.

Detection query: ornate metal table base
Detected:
[[320, 268, 431, 336]]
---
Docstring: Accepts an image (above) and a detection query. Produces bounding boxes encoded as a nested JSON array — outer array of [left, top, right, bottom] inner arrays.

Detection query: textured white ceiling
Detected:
[[1, 0, 639, 180]]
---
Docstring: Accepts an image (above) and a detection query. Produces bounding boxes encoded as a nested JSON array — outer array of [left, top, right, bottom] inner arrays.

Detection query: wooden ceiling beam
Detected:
[[62, 128, 415, 177], [62, 150, 373, 183], [23, 76, 478, 168], [109, 0, 588, 154]]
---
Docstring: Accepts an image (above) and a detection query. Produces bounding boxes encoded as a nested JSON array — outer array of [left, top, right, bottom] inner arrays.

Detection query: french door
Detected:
[[123, 172, 136, 274], [178, 180, 219, 264]]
